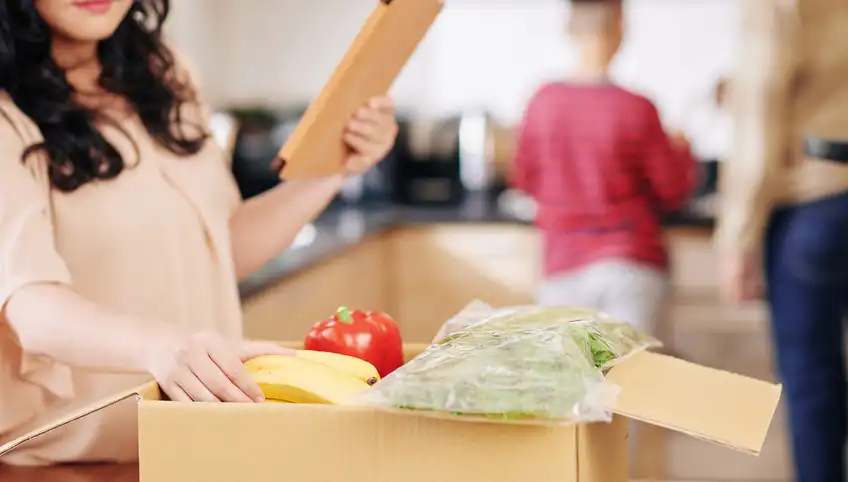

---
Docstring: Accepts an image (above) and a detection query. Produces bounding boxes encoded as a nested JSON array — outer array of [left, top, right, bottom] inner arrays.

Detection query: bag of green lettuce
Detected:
[[435, 303, 661, 369], [353, 303, 660, 424]]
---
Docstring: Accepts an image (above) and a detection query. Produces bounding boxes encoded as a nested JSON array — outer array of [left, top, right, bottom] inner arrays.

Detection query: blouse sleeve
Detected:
[[714, 0, 800, 252], [0, 113, 73, 309], [0, 105, 75, 416]]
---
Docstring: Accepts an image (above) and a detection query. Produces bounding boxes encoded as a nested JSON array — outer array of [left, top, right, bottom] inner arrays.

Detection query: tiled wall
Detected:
[[166, 0, 740, 126]]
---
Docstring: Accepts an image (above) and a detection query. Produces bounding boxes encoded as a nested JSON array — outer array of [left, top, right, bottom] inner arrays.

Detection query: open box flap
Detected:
[[606, 351, 782, 455], [0, 381, 160, 457]]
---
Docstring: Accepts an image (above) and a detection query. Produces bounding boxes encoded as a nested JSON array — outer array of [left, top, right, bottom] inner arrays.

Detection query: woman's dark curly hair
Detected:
[[0, 0, 208, 192]]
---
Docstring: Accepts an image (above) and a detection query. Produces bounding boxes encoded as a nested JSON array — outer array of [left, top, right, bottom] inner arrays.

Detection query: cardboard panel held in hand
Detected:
[[276, 0, 443, 180]]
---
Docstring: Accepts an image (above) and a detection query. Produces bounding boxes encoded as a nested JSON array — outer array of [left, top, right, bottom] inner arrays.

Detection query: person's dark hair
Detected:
[[0, 0, 208, 192]]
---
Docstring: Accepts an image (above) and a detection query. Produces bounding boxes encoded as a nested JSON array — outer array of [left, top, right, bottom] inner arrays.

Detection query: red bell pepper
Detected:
[[304, 306, 404, 378]]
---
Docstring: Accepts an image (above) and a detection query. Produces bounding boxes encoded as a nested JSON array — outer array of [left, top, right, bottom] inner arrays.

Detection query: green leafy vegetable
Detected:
[[356, 305, 660, 424]]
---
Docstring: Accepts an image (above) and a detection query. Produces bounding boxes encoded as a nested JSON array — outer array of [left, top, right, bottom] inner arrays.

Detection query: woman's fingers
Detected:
[[345, 154, 372, 174], [207, 341, 270, 403], [368, 95, 394, 113], [342, 95, 397, 176], [189, 350, 254, 403], [163, 382, 192, 402], [344, 132, 374, 154], [346, 119, 377, 138], [237, 341, 295, 361], [148, 332, 289, 404], [352, 107, 380, 124], [174, 369, 221, 403]]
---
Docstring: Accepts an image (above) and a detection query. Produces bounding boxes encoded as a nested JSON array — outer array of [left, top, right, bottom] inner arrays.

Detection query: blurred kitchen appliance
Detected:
[[695, 160, 720, 197], [394, 110, 511, 205], [230, 108, 302, 200], [230, 107, 398, 204]]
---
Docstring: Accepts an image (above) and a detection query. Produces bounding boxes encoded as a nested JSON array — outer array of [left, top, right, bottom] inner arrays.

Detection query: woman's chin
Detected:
[[37, 0, 134, 45], [53, 22, 123, 45]]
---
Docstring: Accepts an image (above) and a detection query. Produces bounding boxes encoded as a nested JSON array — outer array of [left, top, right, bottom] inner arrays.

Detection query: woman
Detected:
[[0, 0, 398, 466], [717, 1, 848, 481]]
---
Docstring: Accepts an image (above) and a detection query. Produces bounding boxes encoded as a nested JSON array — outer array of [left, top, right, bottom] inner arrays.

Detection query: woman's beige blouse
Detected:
[[716, 0, 848, 251], [0, 88, 245, 465]]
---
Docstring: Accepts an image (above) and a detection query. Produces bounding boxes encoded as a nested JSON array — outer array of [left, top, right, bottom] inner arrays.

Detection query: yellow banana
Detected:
[[294, 350, 380, 385], [244, 355, 372, 404], [246, 351, 379, 385]]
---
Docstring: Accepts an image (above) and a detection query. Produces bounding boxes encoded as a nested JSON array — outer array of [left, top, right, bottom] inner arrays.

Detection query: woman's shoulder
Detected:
[[0, 91, 50, 185], [166, 44, 207, 103], [0, 91, 43, 152], [164, 45, 214, 125]]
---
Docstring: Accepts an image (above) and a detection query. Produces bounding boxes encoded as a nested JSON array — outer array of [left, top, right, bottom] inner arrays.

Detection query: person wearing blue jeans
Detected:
[[766, 193, 848, 481], [716, 1, 848, 481]]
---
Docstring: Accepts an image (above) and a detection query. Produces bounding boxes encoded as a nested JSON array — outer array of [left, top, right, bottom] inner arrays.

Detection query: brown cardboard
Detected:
[[605, 351, 782, 455], [137, 402, 588, 482], [277, 0, 443, 180], [0, 344, 781, 482]]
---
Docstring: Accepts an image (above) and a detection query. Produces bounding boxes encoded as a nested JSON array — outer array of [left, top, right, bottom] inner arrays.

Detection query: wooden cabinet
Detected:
[[242, 224, 767, 343], [667, 228, 720, 292], [387, 224, 540, 342], [242, 236, 390, 342], [242, 224, 540, 343]]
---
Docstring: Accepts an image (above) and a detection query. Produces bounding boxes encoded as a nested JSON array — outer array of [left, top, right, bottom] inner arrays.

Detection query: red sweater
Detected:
[[510, 82, 697, 277]]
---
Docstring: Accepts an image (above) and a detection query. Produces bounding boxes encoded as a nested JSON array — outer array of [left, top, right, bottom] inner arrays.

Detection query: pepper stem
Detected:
[[336, 306, 353, 324]]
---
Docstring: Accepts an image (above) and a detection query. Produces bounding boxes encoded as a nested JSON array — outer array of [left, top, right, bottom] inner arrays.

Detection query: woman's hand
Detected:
[[343, 95, 398, 174], [146, 332, 293, 403], [719, 248, 764, 303]]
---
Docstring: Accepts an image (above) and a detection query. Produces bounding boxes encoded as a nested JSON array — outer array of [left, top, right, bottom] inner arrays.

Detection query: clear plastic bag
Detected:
[[431, 299, 501, 342], [355, 302, 663, 424], [434, 302, 662, 370], [356, 304, 624, 424], [570, 316, 663, 369]]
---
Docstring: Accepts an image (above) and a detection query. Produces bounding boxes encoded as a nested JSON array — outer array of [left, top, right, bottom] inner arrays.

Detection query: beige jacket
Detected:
[[716, 0, 848, 251]]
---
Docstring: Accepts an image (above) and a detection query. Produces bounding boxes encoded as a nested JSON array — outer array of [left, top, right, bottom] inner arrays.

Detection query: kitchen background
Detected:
[[164, 2, 783, 481], [166, 0, 736, 123], [164, 0, 730, 211]]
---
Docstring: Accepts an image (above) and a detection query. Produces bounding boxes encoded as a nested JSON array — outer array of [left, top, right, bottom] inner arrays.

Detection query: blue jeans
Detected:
[[766, 192, 848, 482]]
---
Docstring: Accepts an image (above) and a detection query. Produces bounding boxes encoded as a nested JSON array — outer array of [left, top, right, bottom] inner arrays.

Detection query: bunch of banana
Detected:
[[244, 350, 381, 405]]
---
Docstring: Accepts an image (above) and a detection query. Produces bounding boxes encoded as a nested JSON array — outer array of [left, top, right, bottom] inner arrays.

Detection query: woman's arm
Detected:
[[6, 284, 288, 402], [714, 0, 800, 302], [715, 0, 799, 252], [6, 284, 171, 373], [228, 96, 398, 279], [228, 174, 347, 279]]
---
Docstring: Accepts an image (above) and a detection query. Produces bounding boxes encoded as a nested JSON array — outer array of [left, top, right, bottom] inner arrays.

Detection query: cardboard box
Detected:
[[0, 343, 780, 482], [277, 0, 443, 180]]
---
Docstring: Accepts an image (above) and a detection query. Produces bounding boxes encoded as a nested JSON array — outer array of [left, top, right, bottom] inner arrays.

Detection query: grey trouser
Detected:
[[535, 258, 669, 338], [537, 258, 671, 477]]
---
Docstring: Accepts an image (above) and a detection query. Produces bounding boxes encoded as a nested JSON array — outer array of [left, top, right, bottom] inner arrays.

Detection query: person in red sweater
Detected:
[[511, 0, 697, 340]]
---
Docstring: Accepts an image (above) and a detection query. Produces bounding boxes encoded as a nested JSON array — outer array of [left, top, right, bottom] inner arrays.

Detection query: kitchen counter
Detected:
[[238, 194, 715, 299], [0, 463, 770, 482]]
